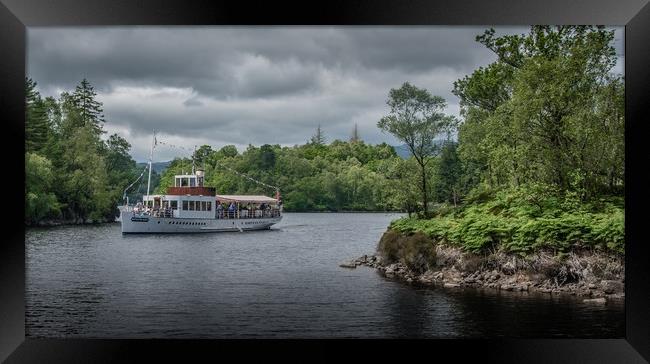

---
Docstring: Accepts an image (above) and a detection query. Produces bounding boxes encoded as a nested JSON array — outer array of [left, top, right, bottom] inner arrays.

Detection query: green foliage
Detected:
[[377, 230, 437, 274], [434, 141, 462, 206], [310, 125, 326, 146], [25, 78, 51, 153], [157, 138, 411, 212], [454, 26, 623, 197], [384, 26, 624, 257], [25, 152, 61, 223], [25, 78, 141, 224], [390, 185, 624, 255], [377, 82, 458, 216]]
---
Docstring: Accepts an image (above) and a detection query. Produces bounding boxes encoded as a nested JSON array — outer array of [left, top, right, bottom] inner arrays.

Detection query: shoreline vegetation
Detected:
[[342, 185, 624, 301], [340, 26, 624, 300]]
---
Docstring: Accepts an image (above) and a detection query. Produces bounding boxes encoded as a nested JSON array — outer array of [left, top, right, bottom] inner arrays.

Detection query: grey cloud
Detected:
[[28, 26, 514, 97], [28, 26, 624, 161]]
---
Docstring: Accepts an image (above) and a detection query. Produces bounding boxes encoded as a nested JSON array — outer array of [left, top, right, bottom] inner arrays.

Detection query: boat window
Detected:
[[190, 178, 196, 187], [175, 178, 180, 187], [201, 201, 207, 211], [207, 202, 212, 211], [171, 201, 178, 210], [181, 178, 188, 187], [189, 201, 195, 211], [182, 201, 188, 210]]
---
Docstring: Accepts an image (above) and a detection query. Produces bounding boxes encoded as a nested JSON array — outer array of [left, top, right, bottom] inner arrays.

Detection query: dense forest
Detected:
[[25, 78, 153, 224], [382, 26, 625, 255], [154, 135, 425, 212], [26, 25, 624, 257]]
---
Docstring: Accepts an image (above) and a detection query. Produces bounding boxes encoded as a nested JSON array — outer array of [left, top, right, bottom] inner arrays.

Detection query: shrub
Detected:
[[377, 230, 437, 274]]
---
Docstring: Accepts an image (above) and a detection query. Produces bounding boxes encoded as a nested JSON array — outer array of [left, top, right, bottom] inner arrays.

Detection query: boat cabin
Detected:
[[142, 169, 217, 219]]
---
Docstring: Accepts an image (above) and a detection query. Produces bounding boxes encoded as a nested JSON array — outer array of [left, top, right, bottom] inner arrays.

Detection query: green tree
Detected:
[[350, 123, 360, 143], [454, 26, 622, 199], [378, 82, 455, 216], [259, 144, 277, 170], [192, 144, 214, 168], [105, 134, 138, 209], [218, 145, 239, 158], [58, 125, 112, 222], [310, 124, 326, 146], [72, 78, 105, 137], [25, 78, 50, 152], [434, 141, 462, 206], [25, 152, 61, 223]]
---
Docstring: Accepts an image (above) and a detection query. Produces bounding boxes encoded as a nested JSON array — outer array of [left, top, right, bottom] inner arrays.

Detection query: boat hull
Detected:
[[120, 210, 282, 234]]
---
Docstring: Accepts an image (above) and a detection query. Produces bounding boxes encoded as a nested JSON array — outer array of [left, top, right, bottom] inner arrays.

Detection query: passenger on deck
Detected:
[[228, 202, 236, 218], [216, 203, 223, 218]]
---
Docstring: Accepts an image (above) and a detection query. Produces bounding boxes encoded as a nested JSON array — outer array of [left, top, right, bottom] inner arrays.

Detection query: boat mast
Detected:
[[146, 130, 156, 197], [192, 145, 196, 175]]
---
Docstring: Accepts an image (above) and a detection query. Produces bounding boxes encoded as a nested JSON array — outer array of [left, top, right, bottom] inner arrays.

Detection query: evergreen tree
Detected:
[[350, 123, 360, 143], [72, 78, 105, 137], [310, 124, 326, 145], [25, 78, 50, 152]]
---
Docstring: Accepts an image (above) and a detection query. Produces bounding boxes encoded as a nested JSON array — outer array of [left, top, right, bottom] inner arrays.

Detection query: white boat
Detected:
[[120, 132, 282, 234]]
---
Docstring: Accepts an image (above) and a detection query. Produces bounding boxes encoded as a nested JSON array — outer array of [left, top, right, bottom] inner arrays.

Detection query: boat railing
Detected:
[[125, 206, 174, 218], [151, 208, 174, 218], [124, 205, 280, 219], [216, 208, 281, 219]]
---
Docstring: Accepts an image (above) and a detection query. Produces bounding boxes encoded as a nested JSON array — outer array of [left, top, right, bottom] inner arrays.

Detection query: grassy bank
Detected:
[[387, 184, 624, 256]]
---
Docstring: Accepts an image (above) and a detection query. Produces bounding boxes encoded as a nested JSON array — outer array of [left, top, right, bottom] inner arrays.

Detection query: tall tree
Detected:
[[25, 78, 50, 152], [377, 82, 454, 217], [72, 78, 105, 137], [310, 124, 326, 146], [25, 152, 61, 223], [218, 145, 239, 158], [350, 123, 360, 143], [434, 142, 462, 206], [192, 145, 214, 168], [259, 144, 277, 170]]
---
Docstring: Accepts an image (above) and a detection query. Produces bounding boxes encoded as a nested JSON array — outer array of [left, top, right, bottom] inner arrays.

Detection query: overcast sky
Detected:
[[27, 26, 624, 162]]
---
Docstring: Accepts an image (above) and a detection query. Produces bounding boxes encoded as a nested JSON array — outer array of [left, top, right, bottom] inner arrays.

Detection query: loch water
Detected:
[[26, 213, 624, 338]]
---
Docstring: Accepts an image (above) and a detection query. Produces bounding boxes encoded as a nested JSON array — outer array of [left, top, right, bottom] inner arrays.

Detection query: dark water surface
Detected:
[[26, 213, 624, 338]]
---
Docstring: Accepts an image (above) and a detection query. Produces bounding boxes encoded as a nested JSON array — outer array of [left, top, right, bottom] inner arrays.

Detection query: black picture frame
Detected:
[[1, 0, 649, 362]]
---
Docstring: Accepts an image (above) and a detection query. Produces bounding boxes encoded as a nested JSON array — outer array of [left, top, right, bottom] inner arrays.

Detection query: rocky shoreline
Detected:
[[341, 246, 625, 303]]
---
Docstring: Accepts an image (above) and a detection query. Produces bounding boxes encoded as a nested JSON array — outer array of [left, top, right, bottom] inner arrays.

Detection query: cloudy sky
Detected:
[[27, 26, 624, 162]]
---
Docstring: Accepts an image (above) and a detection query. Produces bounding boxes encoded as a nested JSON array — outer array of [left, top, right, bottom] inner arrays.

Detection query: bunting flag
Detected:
[[122, 164, 149, 200]]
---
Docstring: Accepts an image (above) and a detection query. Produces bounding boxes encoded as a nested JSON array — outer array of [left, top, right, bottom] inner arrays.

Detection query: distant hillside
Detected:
[[136, 161, 171, 174]]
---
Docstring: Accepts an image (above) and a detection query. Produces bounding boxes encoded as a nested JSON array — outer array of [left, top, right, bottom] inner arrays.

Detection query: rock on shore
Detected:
[[346, 247, 624, 302]]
